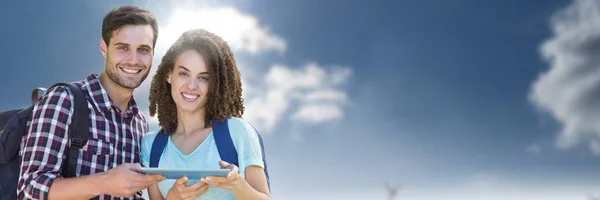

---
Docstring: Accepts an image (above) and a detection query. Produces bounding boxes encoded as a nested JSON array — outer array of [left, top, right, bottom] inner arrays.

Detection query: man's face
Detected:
[[101, 24, 154, 89]]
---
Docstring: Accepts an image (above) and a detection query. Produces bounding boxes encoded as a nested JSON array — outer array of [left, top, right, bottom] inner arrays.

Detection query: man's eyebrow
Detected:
[[139, 44, 152, 50], [113, 43, 152, 50]]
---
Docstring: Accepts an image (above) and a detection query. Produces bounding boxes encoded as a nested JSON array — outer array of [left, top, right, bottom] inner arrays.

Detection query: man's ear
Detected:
[[100, 38, 107, 58]]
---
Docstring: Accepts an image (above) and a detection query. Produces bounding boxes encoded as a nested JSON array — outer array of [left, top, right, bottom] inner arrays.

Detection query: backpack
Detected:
[[149, 119, 271, 191], [0, 82, 89, 200]]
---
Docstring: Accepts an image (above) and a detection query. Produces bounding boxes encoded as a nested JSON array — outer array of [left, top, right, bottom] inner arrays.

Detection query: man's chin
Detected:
[[116, 79, 143, 90], [123, 83, 142, 89]]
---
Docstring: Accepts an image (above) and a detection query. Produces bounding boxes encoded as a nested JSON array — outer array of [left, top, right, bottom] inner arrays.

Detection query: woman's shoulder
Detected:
[[226, 117, 247, 126], [226, 117, 254, 132], [224, 117, 260, 140]]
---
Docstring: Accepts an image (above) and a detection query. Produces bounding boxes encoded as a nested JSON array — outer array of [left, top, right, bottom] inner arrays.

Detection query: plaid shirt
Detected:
[[17, 74, 149, 200]]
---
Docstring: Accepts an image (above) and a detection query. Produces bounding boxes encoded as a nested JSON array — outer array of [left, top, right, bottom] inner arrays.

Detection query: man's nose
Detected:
[[125, 50, 140, 66]]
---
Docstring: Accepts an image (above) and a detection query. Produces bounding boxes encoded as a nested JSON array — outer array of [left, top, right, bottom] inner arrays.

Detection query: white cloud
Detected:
[[242, 63, 352, 133], [296, 89, 348, 103], [157, 6, 286, 55], [529, 0, 600, 155], [267, 64, 327, 89], [292, 104, 344, 124]]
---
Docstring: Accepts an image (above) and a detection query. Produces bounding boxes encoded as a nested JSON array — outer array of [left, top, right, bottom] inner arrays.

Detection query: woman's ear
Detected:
[[167, 72, 172, 84]]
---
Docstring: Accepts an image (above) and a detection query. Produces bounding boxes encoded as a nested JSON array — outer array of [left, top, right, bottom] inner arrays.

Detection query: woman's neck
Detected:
[[174, 108, 207, 136]]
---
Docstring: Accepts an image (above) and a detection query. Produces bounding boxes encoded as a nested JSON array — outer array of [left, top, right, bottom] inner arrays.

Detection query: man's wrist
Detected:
[[91, 172, 108, 196]]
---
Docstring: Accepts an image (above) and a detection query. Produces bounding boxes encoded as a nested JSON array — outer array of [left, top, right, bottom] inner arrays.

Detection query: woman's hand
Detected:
[[201, 161, 240, 190], [166, 176, 209, 200]]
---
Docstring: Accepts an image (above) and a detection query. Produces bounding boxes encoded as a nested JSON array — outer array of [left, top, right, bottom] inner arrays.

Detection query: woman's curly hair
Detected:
[[149, 29, 244, 134]]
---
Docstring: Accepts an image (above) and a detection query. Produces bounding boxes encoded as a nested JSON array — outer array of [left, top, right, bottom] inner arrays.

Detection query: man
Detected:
[[17, 5, 164, 200]]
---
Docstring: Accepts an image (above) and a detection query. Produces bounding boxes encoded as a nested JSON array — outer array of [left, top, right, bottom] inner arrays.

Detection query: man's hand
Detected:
[[166, 176, 209, 200], [100, 163, 165, 197]]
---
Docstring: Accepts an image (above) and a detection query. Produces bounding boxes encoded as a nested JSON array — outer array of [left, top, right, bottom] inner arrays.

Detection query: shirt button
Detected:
[[92, 147, 98, 154]]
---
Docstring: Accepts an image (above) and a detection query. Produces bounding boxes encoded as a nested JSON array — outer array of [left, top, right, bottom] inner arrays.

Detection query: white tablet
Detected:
[[139, 168, 230, 179]]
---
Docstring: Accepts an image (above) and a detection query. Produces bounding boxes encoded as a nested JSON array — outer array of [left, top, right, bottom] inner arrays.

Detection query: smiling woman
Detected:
[[144, 29, 271, 200], [149, 29, 245, 134]]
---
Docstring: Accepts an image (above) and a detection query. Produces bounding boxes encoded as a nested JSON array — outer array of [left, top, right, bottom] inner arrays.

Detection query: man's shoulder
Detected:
[[41, 79, 89, 100], [35, 84, 75, 109]]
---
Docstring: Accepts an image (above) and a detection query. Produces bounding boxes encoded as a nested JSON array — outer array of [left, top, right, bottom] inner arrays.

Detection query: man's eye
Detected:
[[139, 48, 150, 54], [118, 46, 128, 51]]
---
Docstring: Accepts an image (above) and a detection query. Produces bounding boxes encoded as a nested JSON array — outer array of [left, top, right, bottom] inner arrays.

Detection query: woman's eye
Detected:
[[179, 72, 188, 77]]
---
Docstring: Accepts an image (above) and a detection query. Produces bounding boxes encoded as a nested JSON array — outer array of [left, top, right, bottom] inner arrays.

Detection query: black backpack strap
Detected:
[[49, 82, 89, 178]]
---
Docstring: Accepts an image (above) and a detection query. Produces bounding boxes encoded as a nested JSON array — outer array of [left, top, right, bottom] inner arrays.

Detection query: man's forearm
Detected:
[[47, 172, 107, 200]]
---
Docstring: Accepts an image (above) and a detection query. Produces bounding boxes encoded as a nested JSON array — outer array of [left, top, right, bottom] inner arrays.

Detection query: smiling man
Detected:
[[17, 5, 165, 200]]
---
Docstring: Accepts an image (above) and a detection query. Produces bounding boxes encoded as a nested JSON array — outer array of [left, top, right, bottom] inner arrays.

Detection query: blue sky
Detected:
[[3, 0, 600, 199]]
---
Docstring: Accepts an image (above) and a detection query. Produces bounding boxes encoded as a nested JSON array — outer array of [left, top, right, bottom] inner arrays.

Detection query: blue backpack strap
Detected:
[[213, 119, 271, 191], [212, 119, 239, 167], [252, 127, 271, 191], [149, 131, 169, 167]]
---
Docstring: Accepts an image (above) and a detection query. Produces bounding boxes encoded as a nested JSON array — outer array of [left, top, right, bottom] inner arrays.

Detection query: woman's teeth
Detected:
[[182, 93, 200, 101]]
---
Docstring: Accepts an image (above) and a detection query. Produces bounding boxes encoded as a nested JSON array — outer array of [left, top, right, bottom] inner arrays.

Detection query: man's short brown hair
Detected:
[[102, 5, 159, 47]]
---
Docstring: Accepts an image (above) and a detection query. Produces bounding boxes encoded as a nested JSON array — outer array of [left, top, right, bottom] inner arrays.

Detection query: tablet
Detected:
[[139, 168, 230, 179]]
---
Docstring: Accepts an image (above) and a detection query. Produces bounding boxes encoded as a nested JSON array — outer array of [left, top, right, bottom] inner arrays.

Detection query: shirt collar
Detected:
[[83, 74, 140, 118]]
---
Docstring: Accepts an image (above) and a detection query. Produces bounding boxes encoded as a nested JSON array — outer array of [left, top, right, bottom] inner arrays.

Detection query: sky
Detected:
[[2, 0, 600, 199]]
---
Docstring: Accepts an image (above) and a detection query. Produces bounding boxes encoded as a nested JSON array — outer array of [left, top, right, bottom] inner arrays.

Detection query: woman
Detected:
[[141, 29, 270, 200]]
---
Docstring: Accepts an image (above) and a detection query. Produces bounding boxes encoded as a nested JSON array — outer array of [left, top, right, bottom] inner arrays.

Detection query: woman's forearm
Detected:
[[231, 178, 270, 200]]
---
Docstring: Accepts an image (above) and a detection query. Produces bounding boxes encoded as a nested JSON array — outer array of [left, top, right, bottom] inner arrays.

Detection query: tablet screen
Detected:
[[139, 168, 230, 179]]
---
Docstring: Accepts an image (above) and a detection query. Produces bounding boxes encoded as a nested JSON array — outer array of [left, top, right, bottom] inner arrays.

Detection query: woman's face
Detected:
[[167, 50, 210, 114]]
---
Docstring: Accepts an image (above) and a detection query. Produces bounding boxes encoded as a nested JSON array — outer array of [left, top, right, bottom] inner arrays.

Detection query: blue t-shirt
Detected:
[[140, 117, 265, 200]]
